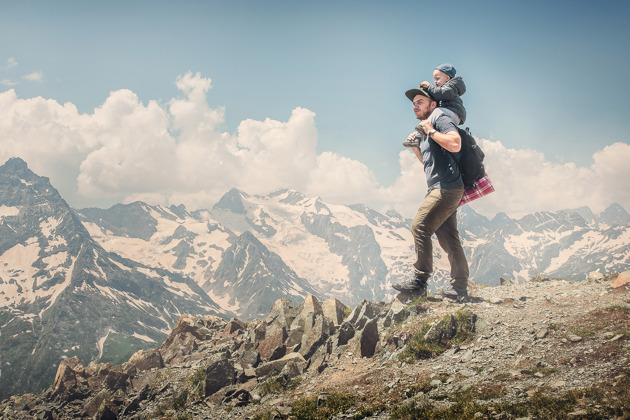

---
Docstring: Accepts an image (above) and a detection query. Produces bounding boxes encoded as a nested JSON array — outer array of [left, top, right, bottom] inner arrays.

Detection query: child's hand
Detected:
[[420, 81, 430, 87]]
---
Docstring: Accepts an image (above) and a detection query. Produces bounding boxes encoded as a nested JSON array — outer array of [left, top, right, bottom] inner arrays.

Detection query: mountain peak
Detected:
[[1, 157, 28, 172], [599, 202, 630, 227], [213, 188, 249, 214]]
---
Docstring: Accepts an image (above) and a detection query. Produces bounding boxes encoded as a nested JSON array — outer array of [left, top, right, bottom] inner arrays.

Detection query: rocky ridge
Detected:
[[2, 272, 629, 419]]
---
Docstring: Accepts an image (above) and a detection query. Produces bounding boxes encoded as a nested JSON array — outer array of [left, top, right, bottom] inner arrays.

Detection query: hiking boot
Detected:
[[439, 285, 468, 301], [402, 138, 420, 147], [392, 278, 427, 296], [402, 125, 425, 148]]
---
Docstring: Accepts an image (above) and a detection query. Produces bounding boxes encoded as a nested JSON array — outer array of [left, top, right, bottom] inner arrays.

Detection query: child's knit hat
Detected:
[[435, 63, 456, 78]]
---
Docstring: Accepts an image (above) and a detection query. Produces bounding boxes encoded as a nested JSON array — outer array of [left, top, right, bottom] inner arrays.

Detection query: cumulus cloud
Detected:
[[23, 71, 43, 82], [0, 72, 628, 218]]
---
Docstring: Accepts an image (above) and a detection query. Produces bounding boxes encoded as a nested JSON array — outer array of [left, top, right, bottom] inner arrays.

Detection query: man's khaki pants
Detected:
[[412, 188, 469, 290]]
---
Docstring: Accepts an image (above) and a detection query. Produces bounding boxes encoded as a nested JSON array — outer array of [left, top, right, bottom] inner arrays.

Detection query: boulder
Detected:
[[50, 357, 90, 402], [224, 318, 247, 336], [254, 352, 307, 378], [611, 271, 630, 288], [322, 298, 348, 326], [239, 349, 261, 369], [381, 299, 408, 328], [257, 325, 288, 360], [204, 356, 236, 397], [346, 300, 382, 330], [125, 348, 164, 373], [266, 298, 296, 329], [300, 315, 334, 360], [337, 321, 355, 346]]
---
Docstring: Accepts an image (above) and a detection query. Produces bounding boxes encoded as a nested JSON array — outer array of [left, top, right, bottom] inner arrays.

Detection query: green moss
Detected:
[[399, 310, 476, 362], [290, 393, 357, 420]]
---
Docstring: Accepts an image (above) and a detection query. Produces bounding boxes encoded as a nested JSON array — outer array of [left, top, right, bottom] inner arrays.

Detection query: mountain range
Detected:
[[1, 157, 628, 398]]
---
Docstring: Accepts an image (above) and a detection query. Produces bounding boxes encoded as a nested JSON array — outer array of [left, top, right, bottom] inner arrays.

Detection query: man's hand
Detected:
[[420, 81, 430, 87], [418, 120, 434, 134]]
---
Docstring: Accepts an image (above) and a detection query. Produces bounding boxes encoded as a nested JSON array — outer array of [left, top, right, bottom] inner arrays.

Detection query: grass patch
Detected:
[[399, 310, 476, 362], [259, 376, 302, 397], [187, 365, 206, 401], [291, 393, 357, 420], [99, 332, 153, 365], [570, 325, 597, 338], [606, 304, 630, 314], [389, 370, 630, 419]]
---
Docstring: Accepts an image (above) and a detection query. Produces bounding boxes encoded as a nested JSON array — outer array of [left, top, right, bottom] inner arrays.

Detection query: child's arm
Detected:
[[425, 77, 466, 101]]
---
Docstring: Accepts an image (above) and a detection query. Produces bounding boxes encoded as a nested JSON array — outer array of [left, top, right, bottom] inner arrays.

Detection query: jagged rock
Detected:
[[252, 320, 266, 342], [280, 360, 303, 380], [268, 345, 287, 361], [322, 298, 348, 326], [125, 348, 164, 374], [257, 325, 288, 360], [204, 354, 236, 397], [337, 321, 355, 346], [424, 317, 457, 344], [50, 357, 90, 402], [224, 318, 247, 336], [160, 315, 227, 364], [347, 318, 379, 358], [239, 349, 261, 368], [611, 271, 630, 288], [300, 315, 334, 360], [587, 271, 605, 281], [254, 352, 307, 378], [381, 299, 409, 328], [286, 325, 304, 349], [266, 298, 297, 329], [346, 300, 383, 330], [303, 295, 324, 318], [359, 319, 379, 358]]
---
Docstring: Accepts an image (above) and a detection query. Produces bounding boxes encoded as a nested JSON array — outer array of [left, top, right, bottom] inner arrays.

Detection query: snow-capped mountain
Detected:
[[80, 186, 630, 306], [0, 158, 222, 399], [460, 207, 630, 284], [2, 158, 629, 398]]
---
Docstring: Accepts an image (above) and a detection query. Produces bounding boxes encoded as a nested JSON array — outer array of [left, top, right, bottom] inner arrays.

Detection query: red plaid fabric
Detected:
[[460, 173, 494, 206]]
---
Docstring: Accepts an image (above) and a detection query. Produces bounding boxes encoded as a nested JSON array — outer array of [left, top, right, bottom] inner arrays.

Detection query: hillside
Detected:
[[2, 272, 629, 419]]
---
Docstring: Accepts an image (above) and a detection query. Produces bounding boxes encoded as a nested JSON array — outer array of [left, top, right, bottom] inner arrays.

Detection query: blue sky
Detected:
[[1, 0, 629, 217]]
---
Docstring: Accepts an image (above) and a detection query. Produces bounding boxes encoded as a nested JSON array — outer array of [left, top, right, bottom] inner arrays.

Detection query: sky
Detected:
[[1, 0, 629, 219]]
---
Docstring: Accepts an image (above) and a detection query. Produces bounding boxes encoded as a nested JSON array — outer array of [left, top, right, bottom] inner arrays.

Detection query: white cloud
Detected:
[[1, 79, 16, 87], [23, 71, 43, 82], [0, 73, 628, 219], [3, 57, 17, 70]]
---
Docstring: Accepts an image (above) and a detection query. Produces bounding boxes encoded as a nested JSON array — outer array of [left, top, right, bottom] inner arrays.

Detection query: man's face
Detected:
[[412, 95, 436, 120]]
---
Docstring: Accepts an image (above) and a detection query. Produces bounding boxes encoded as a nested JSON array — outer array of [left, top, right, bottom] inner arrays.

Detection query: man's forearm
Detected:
[[411, 146, 423, 164], [431, 131, 461, 153]]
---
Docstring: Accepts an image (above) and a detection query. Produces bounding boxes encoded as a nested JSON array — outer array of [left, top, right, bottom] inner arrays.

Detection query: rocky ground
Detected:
[[2, 272, 629, 419]]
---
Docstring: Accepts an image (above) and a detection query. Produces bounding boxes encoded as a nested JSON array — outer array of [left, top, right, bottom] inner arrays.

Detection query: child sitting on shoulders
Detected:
[[403, 63, 467, 147]]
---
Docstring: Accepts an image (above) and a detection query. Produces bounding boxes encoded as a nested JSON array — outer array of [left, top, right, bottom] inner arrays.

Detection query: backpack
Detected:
[[455, 127, 485, 187]]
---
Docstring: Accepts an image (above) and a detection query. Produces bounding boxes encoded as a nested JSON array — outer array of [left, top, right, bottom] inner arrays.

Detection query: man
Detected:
[[392, 86, 469, 300]]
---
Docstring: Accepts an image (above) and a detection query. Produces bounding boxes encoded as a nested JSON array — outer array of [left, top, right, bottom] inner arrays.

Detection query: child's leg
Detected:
[[429, 107, 461, 126]]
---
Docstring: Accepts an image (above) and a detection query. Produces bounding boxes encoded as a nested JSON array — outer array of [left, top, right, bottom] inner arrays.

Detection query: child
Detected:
[[403, 63, 467, 147]]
